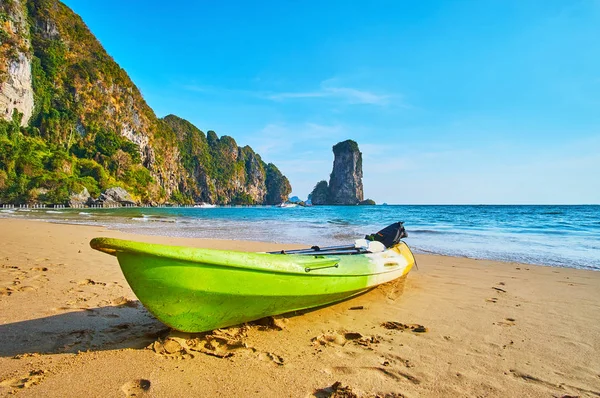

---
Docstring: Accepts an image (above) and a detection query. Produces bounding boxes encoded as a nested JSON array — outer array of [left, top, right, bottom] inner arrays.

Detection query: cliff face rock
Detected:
[[68, 186, 90, 207], [0, 0, 291, 206], [22, 0, 185, 199], [164, 115, 291, 205], [241, 146, 267, 202], [0, 1, 34, 126], [309, 140, 364, 205], [309, 180, 329, 205], [328, 140, 363, 204], [265, 163, 292, 205], [98, 187, 136, 206]]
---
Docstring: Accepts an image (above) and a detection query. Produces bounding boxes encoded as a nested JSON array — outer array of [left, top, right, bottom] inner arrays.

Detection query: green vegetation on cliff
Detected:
[[0, 113, 153, 204], [332, 139, 359, 155], [309, 180, 329, 205], [265, 163, 292, 205], [0, 0, 291, 205], [164, 115, 291, 205]]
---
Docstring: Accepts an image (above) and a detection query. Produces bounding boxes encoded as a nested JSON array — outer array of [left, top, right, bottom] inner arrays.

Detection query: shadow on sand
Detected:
[[0, 303, 166, 357], [0, 278, 407, 358]]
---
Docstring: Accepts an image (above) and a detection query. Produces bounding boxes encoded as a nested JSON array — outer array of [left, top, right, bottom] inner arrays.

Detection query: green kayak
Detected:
[[90, 237, 415, 332]]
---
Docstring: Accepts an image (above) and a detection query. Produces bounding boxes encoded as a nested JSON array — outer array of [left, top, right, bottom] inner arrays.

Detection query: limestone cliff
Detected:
[[328, 140, 363, 204], [0, 1, 34, 126], [309, 140, 364, 205], [265, 163, 292, 205], [309, 180, 329, 205], [163, 115, 291, 205], [0, 0, 291, 205]]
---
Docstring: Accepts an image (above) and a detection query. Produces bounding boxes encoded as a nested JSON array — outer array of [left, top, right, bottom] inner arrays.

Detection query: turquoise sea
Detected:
[[1, 205, 598, 271]]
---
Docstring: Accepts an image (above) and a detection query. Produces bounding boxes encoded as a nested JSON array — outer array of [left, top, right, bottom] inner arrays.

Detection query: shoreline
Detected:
[[1, 218, 599, 397], [2, 209, 598, 272], [0, 215, 583, 272]]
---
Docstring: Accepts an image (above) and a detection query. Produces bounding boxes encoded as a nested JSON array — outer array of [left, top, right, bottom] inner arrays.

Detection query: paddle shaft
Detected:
[[268, 244, 359, 255]]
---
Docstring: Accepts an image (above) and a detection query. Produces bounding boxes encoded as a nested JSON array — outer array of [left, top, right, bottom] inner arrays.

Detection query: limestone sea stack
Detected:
[[310, 140, 365, 205]]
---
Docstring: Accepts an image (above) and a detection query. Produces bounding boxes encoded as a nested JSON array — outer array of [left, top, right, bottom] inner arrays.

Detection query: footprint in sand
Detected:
[[0, 287, 13, 296], [331, 366, 421, 385], [249, 315, 288, 330], [64, 292, 100, 308], [312, 331, 348, 346], [53, 329, 95, 353], [150, 328, 250, 360], [78, 278, 106, 286], [314, 382, 407, 398], [112, 296, 139, 308], [2, 267, 49, 295], [0, 370, 46, 392], [383, 353, 415, 368], [313, 381, 357, 398], [381, 322, 428, 333], [257, 351, 285, 366], [121, 379, 151, 397], [15, 285, 37, 292], [496, 318, 516, 327], [312, 330, 381, 348]]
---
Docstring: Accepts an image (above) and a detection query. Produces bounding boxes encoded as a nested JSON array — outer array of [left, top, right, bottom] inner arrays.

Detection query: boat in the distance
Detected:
[[193, 203, 217, 208], [90, 222, 414, 332], [277, 202, 298, 208]]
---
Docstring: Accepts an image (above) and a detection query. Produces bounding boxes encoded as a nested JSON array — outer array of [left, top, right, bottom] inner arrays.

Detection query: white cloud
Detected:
[[263, 77, 400, 106], [268, 88, 390, 105], [180, 78, 405, 107], [266, 85, 391, 105]]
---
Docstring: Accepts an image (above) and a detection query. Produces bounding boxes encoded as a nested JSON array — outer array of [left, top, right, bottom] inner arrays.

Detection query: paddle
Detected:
[[269, 222, 406, 256], [269, 239, 385, 256]]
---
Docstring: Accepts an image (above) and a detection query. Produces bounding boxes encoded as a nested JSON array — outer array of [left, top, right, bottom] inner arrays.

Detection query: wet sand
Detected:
[[0, 218, 599, 397]]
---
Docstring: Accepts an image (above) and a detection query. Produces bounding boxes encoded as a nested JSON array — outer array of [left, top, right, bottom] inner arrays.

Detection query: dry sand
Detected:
[[0, 218, 599, 397]]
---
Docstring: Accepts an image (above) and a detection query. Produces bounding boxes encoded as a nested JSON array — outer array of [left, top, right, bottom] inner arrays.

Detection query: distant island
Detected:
[[309, 140, 375, 205]]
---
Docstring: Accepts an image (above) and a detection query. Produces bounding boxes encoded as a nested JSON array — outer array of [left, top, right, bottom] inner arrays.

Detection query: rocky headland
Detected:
[[0, 0, 290, 206]]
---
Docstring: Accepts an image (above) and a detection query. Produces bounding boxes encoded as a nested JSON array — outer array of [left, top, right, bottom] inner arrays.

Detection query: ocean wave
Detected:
[[410, 229, 449, 235], [327, 219, 351, 225], [131, 215, 177, 223], [45, 210, 63, 214], [79, 212, 92, 216], [331, 233, 358, 241]]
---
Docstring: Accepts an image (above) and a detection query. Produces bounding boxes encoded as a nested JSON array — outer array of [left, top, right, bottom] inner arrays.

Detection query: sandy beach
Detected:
[[0, 218, 599, 397]]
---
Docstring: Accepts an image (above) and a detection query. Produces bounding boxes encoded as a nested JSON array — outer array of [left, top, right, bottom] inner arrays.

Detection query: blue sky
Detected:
[[62, 0, 600, 204]]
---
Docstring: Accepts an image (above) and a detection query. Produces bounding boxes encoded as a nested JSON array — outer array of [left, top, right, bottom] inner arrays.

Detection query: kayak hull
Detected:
[[90, 238, 415, 332]]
